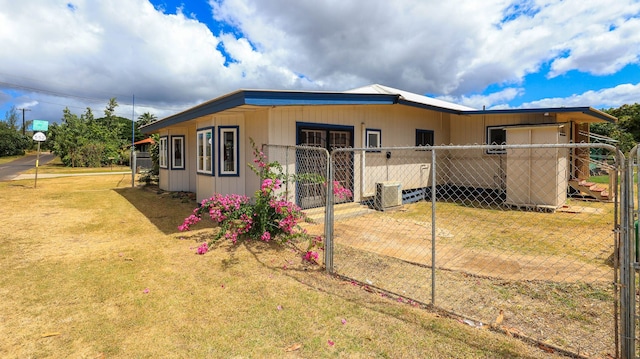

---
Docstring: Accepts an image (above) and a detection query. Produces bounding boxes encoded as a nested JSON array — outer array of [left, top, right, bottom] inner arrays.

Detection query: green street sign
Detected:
[[32, 120, 49, 131]]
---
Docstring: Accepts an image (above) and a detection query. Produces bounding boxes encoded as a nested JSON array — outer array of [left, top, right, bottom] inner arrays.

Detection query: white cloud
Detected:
[[519, 82, 640, 109], [211, 0, 640, 96], [0, 0, 639, 122], [436, 88, 523, 110]]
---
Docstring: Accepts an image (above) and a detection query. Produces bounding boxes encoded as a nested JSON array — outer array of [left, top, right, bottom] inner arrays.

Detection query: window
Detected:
[[300, 129, 324, 147], [366, 129, 381, 149], [219, 126, 239, 176], [159, 137, 168, 168], [486, 126, 506, 154], [197, 128, 213, 174], [171, 136, 185, 169], [416, 129, 434, 147]]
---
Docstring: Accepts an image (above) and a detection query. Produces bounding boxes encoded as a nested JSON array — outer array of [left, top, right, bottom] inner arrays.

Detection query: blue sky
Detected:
[[1, 0, 639, 123]]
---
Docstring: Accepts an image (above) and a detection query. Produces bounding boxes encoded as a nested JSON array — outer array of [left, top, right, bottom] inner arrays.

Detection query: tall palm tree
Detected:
[[137, 112, 157, 127]]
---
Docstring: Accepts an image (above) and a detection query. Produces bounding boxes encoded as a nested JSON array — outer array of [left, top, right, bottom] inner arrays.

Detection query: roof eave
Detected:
[[462, 107, 617, 123], [141, 90, 400, 133], [141, 90, 246, 133]]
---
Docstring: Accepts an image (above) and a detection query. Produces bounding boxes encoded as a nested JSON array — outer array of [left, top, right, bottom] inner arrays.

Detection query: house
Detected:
[[141, 84, 616, 208], [132, 137, 155, 153]]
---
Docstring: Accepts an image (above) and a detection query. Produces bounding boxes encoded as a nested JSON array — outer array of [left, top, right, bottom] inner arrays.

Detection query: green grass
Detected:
[[0, 175, 555, 358]]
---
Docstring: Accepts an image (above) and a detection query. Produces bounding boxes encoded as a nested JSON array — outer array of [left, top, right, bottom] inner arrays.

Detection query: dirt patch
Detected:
[[304, 214, 611, 283]]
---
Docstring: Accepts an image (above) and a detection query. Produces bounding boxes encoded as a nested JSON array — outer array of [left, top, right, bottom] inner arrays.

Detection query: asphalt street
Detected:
[[0, 152, 56, 181]]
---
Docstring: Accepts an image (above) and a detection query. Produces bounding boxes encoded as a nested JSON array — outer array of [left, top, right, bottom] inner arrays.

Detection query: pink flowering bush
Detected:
[[180, 139, 311, 256], [179, 138, 350, 262], [327, 180, 353, 200]]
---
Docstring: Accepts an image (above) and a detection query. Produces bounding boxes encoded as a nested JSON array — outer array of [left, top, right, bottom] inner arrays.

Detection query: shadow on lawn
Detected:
[[114, 186, 208, 235]]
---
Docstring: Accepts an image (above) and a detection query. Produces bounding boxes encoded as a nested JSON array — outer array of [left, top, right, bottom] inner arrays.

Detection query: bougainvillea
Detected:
[[179, 138, 351, 263]]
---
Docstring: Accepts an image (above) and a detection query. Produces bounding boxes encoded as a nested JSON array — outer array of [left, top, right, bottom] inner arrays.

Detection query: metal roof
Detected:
[[141, 88, 400, 133], [346, 84, 476, 112]]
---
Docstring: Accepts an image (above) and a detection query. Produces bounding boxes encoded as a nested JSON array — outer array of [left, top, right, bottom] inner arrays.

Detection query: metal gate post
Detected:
[[621, 148, 636, 358], [430, 148, 437, 306], [324, 150, 334, 273]]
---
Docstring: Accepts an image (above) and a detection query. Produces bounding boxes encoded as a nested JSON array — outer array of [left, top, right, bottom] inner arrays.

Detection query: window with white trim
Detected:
[[219, 127, 238, 176], [197, 128, 213, 174], [366, 129, 381, 149], [171, 136, 185, 169], [159, 137, 168, 168], [486, 126, 506, 154]]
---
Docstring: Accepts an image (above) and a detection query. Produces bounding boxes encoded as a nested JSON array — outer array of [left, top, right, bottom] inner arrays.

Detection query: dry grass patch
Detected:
[[22, 156, 131, 174], [300, 199, 616, 357], [0, 175, 560, 358]]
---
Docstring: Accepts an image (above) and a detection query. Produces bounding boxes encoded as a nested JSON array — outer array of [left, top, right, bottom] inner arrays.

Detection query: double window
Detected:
[[197, 128, 213, 174], [160, 127, 240, 176]]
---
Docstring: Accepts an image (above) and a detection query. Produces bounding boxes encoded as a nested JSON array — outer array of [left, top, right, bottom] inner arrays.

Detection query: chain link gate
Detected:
[[261, 144, 330, 207], [317, 143, 625, 358]]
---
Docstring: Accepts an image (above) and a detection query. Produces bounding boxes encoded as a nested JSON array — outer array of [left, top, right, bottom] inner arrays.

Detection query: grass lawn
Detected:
[[22, 156, 131, 174], [0, 175, 559, 358]]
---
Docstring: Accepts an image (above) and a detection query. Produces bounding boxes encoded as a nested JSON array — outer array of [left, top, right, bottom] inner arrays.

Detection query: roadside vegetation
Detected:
[[0, 101, 158, 169]]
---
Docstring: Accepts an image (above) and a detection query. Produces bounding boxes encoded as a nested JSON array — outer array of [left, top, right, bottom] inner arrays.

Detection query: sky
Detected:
[[1, 0, 640, 124]]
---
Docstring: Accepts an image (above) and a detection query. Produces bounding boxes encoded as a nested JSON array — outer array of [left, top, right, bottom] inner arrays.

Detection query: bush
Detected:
[[179, 139, 351, 263]]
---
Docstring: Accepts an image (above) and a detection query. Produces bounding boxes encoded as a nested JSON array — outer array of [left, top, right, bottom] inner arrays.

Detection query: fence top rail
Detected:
[[262, 144, 330, 155], [330, 143, 619, 153]]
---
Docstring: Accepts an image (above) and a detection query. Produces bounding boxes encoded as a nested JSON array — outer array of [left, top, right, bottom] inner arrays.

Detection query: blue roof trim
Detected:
[[142, 91, 246, 132], [244, 90, 397, 106], [142, 90, 399, 133], [463, 107, 616, 123]]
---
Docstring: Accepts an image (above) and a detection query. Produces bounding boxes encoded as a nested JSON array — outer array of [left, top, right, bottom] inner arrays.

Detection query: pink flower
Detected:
[[327, 339, 335, 346], [341, 318, 347, 325], [143, 288, 149, 294], [196, 242, 208, 255], [261, 231, 271, 241], [304, 251, 319, 262]]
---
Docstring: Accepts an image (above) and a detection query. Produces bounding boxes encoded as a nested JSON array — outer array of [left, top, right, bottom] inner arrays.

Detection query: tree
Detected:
[[590, 104, 640, 153], [48, 99, 136, 167], [0, 121, 29, 156], [4, 106, 19, 131], [137, 112, 157, 127]]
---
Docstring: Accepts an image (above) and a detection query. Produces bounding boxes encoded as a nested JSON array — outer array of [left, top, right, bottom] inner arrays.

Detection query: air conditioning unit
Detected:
[[375, 181, 402, 211]]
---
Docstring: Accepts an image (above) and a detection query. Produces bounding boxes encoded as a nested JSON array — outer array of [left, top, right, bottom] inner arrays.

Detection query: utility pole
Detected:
[[17, 108, 31, 135]]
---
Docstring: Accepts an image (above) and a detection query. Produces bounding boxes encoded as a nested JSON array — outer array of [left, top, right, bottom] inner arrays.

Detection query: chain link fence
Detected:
[[305, 143, 620, 358], [262, 144, 330, 209]]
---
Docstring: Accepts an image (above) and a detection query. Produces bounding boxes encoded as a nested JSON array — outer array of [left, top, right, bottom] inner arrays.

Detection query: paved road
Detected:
[[0, 152, 56, 181]]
